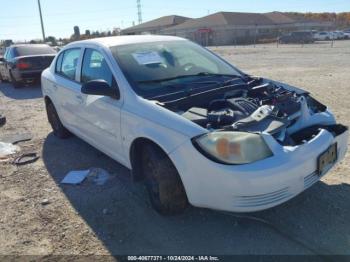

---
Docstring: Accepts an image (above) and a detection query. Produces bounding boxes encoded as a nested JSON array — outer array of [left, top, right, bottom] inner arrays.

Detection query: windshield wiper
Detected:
[[137, 72, 243, 84]]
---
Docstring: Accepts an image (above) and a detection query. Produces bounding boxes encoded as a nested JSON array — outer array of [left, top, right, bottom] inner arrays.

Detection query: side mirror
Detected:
[[0, 57, 4, 63], [81, 80, 120, 99]]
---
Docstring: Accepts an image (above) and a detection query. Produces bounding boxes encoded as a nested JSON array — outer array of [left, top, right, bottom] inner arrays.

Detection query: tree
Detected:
[[73, 26, 80, 40], [45, 36, 57, 46]]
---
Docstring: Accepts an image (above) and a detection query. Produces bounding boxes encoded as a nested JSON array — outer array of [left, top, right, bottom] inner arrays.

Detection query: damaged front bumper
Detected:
[[169, 123, 348, 212]]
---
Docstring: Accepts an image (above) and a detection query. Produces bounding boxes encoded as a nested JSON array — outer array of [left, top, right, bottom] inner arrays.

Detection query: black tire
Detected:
[[10, 71, 23, 88], [46, 101, 71, 139], [142, 144, 188, 215]]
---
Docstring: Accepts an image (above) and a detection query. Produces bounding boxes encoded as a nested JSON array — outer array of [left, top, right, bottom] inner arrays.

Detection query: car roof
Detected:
[[69, 35, 186, 48], [10, 44, 51, 48]]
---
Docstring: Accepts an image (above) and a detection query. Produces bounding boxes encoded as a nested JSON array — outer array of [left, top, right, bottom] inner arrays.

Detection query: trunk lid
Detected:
[[16, 54, 55, 70]]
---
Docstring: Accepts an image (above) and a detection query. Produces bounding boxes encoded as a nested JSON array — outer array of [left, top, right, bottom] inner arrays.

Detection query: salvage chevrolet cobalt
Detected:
[[41, 35, 348, 215]]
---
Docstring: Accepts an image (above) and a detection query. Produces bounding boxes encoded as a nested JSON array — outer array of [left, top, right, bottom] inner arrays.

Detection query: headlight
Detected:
[[193, 131, 273, 164]]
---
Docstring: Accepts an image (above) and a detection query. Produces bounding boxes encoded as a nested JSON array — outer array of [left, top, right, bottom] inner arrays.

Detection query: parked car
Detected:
[[0, 44, 56, 87], [332, 31, 345, 40], [279, 31, 314, 44], [343, 30, 350, 39], [41, 36, 348, 214], [313, 31, 332, 41], [0, 47, 5, 56]]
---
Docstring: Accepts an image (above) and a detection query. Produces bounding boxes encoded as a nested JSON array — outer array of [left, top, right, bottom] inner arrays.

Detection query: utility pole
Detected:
[[37, 0, 46, 42], [137, 0, 142, 24]]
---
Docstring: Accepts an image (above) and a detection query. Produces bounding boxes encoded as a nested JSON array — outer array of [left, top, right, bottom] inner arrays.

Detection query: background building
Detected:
[[161, 12, 332, 46], [122, 15, 191, 35], [121, 12, 332, 46]]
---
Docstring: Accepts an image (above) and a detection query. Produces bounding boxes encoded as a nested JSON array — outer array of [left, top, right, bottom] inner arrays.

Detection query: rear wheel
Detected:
[[46, 101, 71, 139], [142, 144, 188, 215], [10, 71, 23, 88]]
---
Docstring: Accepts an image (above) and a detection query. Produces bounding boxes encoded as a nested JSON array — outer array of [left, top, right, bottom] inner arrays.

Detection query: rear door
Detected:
[[2, 48, 14, 80], [52, 48, 84, 134], [77, 47, 124, 161]]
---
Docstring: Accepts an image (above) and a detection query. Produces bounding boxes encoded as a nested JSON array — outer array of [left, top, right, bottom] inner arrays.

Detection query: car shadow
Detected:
[[42, 133, 350, 255], [0, 82, 42, 100]]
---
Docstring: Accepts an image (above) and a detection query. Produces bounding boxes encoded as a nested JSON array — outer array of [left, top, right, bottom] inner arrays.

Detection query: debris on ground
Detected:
[[88, 168, 110, 186], [0, 132, 32, 144], [61, 168, 111, 186], [61, 170, 90, 185], [41, 199, 50, 205], [13, 153, 40, 166], [0, 141, 20, 158]]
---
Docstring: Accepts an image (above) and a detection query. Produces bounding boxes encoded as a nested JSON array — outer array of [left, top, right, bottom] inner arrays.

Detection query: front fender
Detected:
[[121, 108, 191, 168], [120, 96, 206, 168]]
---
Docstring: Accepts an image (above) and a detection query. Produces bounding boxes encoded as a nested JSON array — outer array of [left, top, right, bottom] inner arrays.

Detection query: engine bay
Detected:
[[160, 79, 330, 146]]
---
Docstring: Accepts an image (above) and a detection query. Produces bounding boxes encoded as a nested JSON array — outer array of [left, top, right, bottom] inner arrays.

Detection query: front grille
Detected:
[[304, 172, 319, 189], [233, 187, 292, 208]]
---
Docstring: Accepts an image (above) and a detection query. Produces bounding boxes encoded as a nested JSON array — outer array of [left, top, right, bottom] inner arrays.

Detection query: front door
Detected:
[[78, 48, 124, 162]]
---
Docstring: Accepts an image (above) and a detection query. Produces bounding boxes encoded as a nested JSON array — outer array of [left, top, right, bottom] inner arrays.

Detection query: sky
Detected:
[[1, 0, 349, 41]]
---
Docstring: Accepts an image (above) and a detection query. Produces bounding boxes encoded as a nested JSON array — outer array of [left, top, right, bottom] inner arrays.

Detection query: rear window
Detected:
[[292, 32, 311, 36], [13, 45, 56, 57]]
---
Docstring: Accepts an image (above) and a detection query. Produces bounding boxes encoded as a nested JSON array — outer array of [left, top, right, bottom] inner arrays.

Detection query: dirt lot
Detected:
[[0, 41, 350, 257]]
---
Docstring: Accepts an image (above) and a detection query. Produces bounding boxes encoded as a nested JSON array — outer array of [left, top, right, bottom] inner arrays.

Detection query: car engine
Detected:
[[173, 81, 329, 145]]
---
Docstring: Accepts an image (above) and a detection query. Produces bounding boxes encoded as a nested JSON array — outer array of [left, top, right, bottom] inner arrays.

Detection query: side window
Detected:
[[11, 48, 18, 58], [55, 52, 64, 74], [9, 48, 16, 59], [81, 48, 115, 87], [3, 49, 9, 60], [5, 48, 13, 60], [56, 48, 81, 81]]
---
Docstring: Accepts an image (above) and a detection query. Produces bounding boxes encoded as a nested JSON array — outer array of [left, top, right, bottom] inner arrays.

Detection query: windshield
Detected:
[[14, 45, 56, 57], [110, 40, 243, 98]]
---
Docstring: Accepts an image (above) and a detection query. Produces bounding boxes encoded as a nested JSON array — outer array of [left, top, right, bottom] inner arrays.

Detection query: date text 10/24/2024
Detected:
[[127, 256, 220, 261]]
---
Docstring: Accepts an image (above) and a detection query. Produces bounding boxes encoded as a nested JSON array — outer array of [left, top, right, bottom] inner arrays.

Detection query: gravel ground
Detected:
[[0, 40, 349, 257]]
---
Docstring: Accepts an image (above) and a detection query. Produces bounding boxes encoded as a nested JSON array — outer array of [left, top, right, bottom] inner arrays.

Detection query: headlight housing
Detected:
[[193, 131, 273, 165]]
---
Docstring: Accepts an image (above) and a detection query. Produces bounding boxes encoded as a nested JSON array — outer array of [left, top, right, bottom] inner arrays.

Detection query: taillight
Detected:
[[17, 61, 31, 70]]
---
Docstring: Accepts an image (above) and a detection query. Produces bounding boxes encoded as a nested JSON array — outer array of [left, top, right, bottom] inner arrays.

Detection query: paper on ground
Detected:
[[61, 170, 90, 185], [0, 142, 20, 158], [61, 168, 110, 185]]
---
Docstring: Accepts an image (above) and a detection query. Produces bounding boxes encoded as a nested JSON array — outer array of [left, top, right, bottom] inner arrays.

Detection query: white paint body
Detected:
[[41, 35, 348, 212], [313, 32, 332, 41]]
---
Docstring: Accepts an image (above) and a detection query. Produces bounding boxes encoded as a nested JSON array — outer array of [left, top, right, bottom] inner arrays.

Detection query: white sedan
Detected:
[[313, 31, 332, 41], [41, 35, 348, 214]]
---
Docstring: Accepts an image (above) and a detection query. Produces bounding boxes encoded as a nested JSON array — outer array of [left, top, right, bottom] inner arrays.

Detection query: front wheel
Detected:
[[46, 102, 71, 139], [142, 144, 188, 215]]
